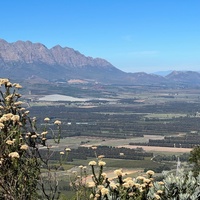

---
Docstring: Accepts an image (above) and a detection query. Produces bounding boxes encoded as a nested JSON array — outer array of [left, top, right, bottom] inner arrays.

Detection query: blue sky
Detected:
[[0, 0, 200, 73]]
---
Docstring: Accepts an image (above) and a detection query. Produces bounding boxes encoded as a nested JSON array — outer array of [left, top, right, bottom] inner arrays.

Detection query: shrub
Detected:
[[0, 79, 68, 199], [70, 147, 200, 200]]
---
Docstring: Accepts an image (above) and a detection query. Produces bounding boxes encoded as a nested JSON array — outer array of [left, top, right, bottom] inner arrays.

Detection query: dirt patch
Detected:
[[117, 145, 192, 153]]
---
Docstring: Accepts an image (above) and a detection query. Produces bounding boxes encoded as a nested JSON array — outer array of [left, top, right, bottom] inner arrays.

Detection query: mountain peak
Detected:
[[0, 38, 121, 82], [51, 44, 64, 50]]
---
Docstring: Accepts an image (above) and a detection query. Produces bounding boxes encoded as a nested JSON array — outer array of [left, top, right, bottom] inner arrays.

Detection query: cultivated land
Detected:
[[20, 82, 200, 196], [21, 83, 200, 171]]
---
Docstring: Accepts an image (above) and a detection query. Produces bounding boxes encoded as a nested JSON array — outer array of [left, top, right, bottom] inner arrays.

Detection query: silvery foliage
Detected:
[[148, 170, 200, 200]]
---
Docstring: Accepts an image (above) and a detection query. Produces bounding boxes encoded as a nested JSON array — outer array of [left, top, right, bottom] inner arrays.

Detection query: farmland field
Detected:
[[21, 83, 200, 172], [22, 82, 200, 198]]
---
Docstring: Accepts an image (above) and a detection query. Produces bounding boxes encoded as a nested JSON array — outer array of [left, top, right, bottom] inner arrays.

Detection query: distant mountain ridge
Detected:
[[0, 39, 200, 86], [0, 39, 111, 67], [165, 71, 200, 85], [0, 39, 125, 83]]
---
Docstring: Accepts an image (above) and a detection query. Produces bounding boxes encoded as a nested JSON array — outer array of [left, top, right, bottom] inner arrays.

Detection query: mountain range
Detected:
[[0, 38, 200, 86]]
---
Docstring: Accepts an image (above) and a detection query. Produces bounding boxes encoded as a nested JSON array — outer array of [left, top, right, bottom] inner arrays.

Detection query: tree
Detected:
[[189, 145, 200, 177]]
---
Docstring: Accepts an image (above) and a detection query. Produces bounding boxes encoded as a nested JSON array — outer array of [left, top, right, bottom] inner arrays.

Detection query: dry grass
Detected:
[[117, 145, 192, 153], [48, 135, 191, 154]]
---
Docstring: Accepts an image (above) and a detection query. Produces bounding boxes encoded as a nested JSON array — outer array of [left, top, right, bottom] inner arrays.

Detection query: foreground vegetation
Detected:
[[0, 79, 200, 200]]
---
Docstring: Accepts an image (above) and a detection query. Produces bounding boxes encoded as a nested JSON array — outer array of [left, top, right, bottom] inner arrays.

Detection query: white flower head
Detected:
[[114, 169, 123, 177], [65, 148, 71, 152], [146, 170, 155, 176], [54, 120, 61, 125], [87, 182, 95, 188], [44, 117, 50, 122], [101, 187, 109, 196], [0, 123, 4, 129], [9, 152, 20, 159], [20, 144, 29, 150], [13, 83, 22, 88], [88, 161, 97, 166], [98, 161, 106, 166], [6, 140, 14, 145]]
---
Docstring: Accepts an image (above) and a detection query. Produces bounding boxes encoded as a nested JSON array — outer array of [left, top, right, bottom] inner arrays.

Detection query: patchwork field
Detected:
[[24, 84, 199, 175], [23, 83, 200, 198]]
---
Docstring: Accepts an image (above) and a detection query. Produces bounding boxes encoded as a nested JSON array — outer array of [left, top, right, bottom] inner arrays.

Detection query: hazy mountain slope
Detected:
[[0, 39, 126, 83], [126, 72, 167, 84], [1, 39, 200, 86], [166, 71, 200, 85]]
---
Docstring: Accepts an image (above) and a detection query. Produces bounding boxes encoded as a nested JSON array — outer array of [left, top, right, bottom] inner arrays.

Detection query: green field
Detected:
[[144, 113, 187, 119]]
